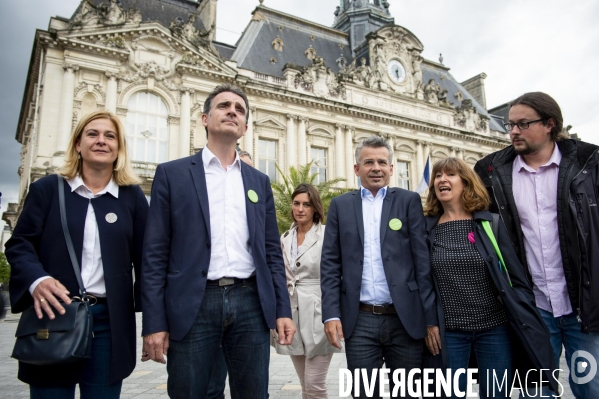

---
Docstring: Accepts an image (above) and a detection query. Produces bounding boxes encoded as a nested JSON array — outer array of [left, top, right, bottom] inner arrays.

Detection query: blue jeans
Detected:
[[520, 308, 599, 398], [30, 304, 122, 399], [444, 324, 512, 399], [167, 279, 270, 399], [207, 350, 227, 399], [345, 311, 422, 399]]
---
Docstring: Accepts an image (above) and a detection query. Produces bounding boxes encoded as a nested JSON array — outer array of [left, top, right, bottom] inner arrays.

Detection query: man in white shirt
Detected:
[[321, 136, 437, 398], [141, 84, 295, 398]]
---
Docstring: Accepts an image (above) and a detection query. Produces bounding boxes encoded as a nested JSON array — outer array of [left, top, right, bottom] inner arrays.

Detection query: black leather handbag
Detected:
[[11, 176, 93, 365]]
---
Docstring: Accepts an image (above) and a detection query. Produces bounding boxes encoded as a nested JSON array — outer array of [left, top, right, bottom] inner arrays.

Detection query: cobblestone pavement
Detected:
[[1, 312, 574, 398]]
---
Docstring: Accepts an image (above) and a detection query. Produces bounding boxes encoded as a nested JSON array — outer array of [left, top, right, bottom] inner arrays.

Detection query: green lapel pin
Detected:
[[389, 218, 402, 231], [248, 189, 259, 203]]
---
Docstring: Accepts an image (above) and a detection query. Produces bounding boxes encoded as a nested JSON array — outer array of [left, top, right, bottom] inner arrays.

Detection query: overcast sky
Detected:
[[1, 0, 598, 230]]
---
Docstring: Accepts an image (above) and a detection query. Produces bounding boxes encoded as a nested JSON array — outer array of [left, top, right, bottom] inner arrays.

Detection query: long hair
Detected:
[[290, 183, 325, 225], [510, 92, 564, 140], [423, 157, 490, 216], [58, 110, 141, 186]]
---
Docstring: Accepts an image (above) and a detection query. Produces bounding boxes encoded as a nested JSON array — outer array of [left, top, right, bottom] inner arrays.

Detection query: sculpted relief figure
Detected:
[[169, 14, 215, 52], [70, 0, 141, 28], [294, 57, 346, 100], [453, 99, 489, 132], [412, 52, 423, 83], [424, 79, 438, 104]]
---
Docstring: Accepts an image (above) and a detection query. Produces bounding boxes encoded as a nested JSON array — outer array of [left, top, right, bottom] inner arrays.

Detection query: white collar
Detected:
[[201, 145, 241, 170], [68, 175, 119, 198]]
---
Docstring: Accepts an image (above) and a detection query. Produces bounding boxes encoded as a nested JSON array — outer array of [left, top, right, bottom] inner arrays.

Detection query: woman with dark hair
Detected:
[[6, 110, 148, 398], [272, 183, 339, 398], [423, 157, 557, 398]]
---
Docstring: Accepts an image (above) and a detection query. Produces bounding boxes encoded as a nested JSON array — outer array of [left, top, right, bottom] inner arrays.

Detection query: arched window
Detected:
[[126, 92, 169, 163]]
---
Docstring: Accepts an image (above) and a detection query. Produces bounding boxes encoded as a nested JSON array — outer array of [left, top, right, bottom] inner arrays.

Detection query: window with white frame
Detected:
[[258, 139, 277, 182], [396, 161, 410, 190], [310, 147, 327, 184], [126, 92, 169, 163]]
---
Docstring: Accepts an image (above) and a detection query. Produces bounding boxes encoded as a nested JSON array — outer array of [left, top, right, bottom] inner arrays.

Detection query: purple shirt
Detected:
[[512, 144, 572, 317]]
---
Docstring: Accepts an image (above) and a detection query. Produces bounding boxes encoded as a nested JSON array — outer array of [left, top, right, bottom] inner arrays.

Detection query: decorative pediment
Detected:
[[255, 116, 286, 130]]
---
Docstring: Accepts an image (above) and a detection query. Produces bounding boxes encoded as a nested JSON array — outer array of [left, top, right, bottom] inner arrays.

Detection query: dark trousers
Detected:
[[207, 350, 227, 399], [345, 311, 423, 399], [30, 304, 122, 399], [167, 279, 270, 399]]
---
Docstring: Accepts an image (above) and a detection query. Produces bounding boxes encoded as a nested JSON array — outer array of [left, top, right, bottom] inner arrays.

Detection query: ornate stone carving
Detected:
[[99, 35, 125, 49], [453, 99, 489, 133], [423, 79, 453, 107], [293, 56, 346, 100], [136, 61, 169, 81], [305, 46, 317, 60], [63, 62, 80, 72], [70, 0, 141, 29], [169, 14, 214, 51], [455, 91, 464, 102]]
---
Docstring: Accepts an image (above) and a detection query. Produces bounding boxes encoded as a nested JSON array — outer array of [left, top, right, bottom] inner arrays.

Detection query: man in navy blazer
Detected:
[[321, 136, 437, 398], [141, 84, 295, 398]]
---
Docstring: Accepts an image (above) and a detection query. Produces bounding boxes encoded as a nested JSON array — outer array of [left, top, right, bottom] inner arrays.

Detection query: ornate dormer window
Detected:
[[272, 37, 284, 51], [305, 46, 316, 60]]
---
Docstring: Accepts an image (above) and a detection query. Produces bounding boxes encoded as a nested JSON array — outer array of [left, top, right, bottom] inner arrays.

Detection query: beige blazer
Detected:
[[272, 222, 341, 357]]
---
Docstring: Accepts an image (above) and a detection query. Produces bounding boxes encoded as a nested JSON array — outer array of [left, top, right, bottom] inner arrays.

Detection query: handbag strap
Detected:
[[57, 176, 88, 300], [481, 219, 513, 287]]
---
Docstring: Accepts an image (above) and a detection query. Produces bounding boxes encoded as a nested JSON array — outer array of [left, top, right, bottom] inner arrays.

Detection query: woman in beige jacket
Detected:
[[273, 183, 340, 399]]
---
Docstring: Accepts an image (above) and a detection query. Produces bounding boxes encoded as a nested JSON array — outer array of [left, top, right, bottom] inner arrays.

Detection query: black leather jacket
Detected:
[[474, 139, 599, 333]]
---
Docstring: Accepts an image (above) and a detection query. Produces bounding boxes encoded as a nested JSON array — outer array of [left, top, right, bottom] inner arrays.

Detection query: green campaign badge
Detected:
[[248, 189, 259, 203], [389, 218, 402, 231]]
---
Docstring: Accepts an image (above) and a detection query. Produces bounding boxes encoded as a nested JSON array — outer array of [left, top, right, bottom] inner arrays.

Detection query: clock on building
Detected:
[[387, 59, 406, 83]]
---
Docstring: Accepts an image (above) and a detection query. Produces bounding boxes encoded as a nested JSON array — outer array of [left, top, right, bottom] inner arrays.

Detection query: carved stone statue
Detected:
[[454, 99, 489, 133], [412, 53, 423, 83], [169, 14, 215, 51], [424, 79, 438, 104], [294, 56, 346, 100], [70, 0, 141, 28]]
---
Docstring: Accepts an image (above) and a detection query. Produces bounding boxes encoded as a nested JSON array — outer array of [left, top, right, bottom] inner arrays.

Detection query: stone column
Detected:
[[297, 116, 307, 165], [386, 134, 395, 187], [105, 72, 118, 113], [286, 114, 297, 170], [179, 87, 193, 158], [345, 126, 354, 188], [416, 140, 424, 186], [57, 62, 79, 152], [334, 123, 345, 187], [244, 107, 255, 155], [450, 146, 457, 158], [457, 149, 464, 160]]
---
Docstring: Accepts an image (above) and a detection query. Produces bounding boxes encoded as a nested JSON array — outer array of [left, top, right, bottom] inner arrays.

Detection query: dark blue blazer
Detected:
[[6, 174, 148, 386], [141, 150, 291, 340], [320, 187, 437, 340]]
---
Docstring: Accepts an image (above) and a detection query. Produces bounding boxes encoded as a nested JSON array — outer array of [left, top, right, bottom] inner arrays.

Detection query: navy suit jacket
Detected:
[[320, 187, 437, 340], [141, 150, 291, 340], [6, 174, 148, 386]]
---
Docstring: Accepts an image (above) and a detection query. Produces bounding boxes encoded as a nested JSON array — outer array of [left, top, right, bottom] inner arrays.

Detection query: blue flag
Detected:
[[416, 156, 430, 194]]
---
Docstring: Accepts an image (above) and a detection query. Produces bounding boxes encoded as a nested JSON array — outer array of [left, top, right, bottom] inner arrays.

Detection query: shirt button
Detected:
[[201, 271, 207, 277], [296, 261, 300, 267], [586, 280, 591, 286]]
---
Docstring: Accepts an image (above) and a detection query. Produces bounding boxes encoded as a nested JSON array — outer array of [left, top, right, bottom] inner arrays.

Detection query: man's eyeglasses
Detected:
[[358, 159, 390, 167], [503, 118, 545, 132]]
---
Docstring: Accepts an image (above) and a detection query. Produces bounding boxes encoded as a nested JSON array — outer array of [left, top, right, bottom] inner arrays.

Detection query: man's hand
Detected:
[[425, 326, 441, 356], [32, 278, 71, 320], [324, 320, 344, 349], [142, 331, 169, 364], [276, 317, 296, 345]]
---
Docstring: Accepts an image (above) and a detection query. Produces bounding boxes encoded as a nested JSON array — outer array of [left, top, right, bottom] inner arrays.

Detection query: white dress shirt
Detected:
[[202, 146, 254, 280], [360, 185, 393, 305], [29, 175, 119, 297]]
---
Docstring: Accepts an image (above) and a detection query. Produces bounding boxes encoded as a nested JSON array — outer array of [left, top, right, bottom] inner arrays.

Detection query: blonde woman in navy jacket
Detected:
[[6, 110, 148, 398]]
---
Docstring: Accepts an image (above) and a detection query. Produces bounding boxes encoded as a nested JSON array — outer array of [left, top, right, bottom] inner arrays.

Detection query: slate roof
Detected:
[[213, 41, 236, 59], [72, 0, 206, 31], [232, 7, 352, 78], [422, 65, 506, 133]]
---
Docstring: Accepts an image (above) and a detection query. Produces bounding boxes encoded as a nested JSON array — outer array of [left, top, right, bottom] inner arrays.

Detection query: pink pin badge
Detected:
[[467, 232, 475, 244]]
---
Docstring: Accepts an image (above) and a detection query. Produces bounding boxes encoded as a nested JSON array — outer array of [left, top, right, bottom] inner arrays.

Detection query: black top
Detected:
[[431, 219, 507, 331]]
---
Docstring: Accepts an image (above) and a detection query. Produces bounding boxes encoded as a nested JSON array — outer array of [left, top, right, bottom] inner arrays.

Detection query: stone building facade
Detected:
[[3, 0, 510, 230]]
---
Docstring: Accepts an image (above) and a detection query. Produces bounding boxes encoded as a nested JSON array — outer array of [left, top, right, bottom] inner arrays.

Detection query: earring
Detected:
[[78, 152, 81, 160]]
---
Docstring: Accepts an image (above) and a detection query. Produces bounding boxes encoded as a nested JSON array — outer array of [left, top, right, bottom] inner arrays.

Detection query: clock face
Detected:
[[387, 60, 406, 83]]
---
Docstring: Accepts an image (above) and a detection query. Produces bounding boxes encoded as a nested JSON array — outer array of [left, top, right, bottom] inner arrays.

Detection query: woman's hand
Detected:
[[32, 278, 71, 319], [425, 325, 442, 356]]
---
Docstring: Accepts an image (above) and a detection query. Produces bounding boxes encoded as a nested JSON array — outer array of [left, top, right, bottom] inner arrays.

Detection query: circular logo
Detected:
[[247, 190, 259, 203], [571, 350, 597, 385], [388, 218, 402, 231], [105, 213, 118, 223]]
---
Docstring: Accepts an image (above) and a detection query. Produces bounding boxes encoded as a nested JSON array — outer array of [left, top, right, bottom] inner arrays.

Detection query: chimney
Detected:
[[461, 73, 487, 109]]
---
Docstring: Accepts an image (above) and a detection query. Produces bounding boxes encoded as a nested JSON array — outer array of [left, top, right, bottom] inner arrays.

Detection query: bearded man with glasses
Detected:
[[475, 92, 599, 398]]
